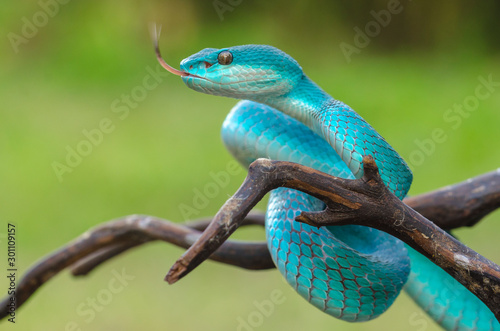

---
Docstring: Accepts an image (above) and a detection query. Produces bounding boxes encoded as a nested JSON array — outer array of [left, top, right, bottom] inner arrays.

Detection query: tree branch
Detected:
[[166, 157, 500, 321], [1, 162, 499, 321], [404, 168, 500, 229], [71, 212, 268, 276], [0, 214, 272, 319]]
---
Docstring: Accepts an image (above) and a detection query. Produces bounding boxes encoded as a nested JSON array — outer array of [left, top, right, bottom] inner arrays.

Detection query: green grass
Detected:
[[1, 5, 500, 330]]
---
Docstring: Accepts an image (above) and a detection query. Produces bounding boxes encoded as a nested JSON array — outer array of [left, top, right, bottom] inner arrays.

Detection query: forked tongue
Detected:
[[150, 23, 188, 77]]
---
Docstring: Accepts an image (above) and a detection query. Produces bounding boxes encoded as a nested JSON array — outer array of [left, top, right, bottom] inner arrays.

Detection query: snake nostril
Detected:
[[189, 65, 193, 70]]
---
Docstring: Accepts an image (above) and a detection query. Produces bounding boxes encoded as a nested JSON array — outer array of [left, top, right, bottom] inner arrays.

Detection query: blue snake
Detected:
[[160, 44, 499, 330]]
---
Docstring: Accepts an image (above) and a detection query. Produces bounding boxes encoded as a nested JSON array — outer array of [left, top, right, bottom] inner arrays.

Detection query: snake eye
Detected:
[[217, 51, 233, 65]]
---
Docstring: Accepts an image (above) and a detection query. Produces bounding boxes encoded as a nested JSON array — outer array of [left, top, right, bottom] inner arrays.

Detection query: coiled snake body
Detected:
[[164, 44, 498, 330]]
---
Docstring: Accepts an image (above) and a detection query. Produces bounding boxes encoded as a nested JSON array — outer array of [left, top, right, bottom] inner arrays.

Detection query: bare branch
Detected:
[[70, 241, 147, 276], [1, 163, 499, 321], [0, 215, 272, 319], [71, 212, 268, 276], [404, 168, 500, 229], [166, 157, 500, 321]]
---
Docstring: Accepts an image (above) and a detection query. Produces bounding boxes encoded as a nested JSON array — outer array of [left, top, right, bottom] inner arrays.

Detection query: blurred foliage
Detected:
[[0, 1, 499, 331]]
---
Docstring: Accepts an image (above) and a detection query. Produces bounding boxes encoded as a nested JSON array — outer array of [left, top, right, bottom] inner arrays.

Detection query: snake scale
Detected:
[[160, 43, 499, 330]]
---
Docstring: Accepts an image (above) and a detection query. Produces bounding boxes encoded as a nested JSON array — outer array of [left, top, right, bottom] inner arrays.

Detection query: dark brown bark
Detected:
[[1, 160, 499, 321], [0, 215, 272, 319], [165, 157, 500, 321], [404, 169, 500, 229]]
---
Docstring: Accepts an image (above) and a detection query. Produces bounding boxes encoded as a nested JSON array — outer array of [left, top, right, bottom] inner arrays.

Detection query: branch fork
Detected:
[[166, 156, 500, 320], [1, 156, 500, 321]]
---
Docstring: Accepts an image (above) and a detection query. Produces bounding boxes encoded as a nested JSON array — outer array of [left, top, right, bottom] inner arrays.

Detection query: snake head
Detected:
[[178, 45, 304, 100], [151, 27, 303, 100]]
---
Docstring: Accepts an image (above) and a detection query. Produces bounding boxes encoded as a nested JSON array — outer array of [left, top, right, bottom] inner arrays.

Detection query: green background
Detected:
[[1, 1, 500, 330]]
